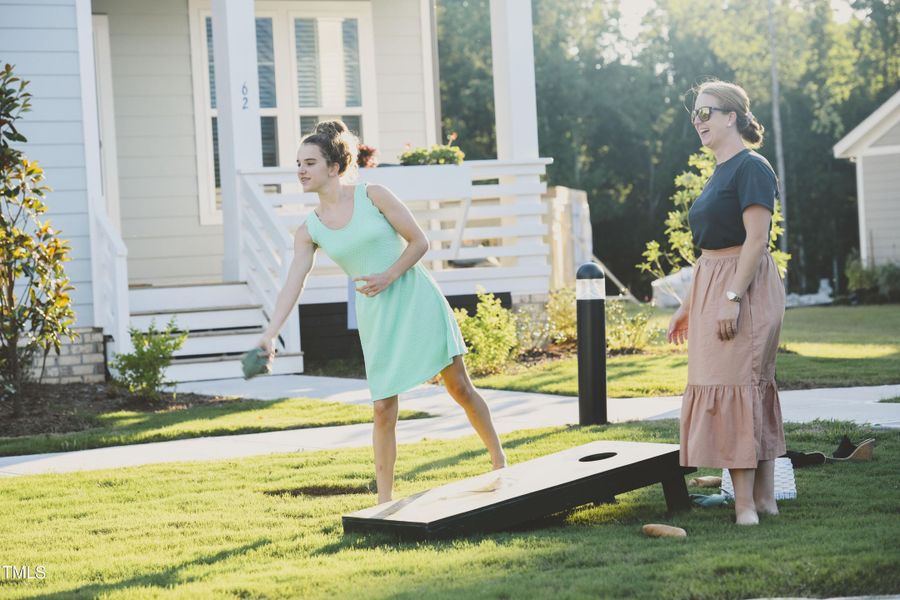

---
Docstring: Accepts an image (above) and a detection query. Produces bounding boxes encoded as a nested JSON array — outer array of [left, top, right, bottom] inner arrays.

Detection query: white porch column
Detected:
[[490, 0, 547, 289], [490, 0, 539, 160], [212, 0, 262, 281]]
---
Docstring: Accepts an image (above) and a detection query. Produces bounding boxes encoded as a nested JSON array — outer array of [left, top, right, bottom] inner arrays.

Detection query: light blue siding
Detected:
[[16, 121, 85, 145], [18, 75, 82, 98], [0, 4, 77, 29], [1, 0, 95, 326], [0, 51, 81, 75], [0, 28, 79, 52], [23, 144, 86, 169]]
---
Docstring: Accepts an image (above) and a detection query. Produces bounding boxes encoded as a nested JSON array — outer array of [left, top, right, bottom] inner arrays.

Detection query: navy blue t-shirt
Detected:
[[688, 149, 779, 249]]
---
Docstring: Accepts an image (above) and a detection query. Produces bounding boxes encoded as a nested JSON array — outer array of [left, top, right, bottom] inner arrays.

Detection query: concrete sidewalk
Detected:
[[1, 377, 898, 478]]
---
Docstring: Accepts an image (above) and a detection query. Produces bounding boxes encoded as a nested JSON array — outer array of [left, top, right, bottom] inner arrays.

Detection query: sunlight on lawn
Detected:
[[781, 343, 898, 359]]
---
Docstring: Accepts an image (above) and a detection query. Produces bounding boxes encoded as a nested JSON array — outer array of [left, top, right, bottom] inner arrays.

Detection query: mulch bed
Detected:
[[0, 383, 231, 438], [515, 342, 576, 366]]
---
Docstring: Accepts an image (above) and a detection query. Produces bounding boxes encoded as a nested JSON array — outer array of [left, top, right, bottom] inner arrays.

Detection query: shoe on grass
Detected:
[[782, 449, 826, 468], [827, 436, 875, 462]]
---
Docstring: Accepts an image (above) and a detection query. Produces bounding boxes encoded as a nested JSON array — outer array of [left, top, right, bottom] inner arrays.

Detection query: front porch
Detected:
[[88, 0, 570, 380]]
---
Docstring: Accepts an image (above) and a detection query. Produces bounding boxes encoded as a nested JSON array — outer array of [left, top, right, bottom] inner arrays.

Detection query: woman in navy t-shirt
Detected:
[[667, 80, 787, 526]]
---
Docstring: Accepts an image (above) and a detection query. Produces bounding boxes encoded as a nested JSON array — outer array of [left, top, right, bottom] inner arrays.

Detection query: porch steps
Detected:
[[128, 282, 302, 382]]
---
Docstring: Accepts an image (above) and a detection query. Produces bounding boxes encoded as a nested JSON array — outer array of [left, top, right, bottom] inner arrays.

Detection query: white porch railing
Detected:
[[238, 158, 553, 306], [92, 209, 131, 358]]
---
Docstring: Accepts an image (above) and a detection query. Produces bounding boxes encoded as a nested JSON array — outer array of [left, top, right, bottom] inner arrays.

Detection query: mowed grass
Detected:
[[0, 420, 897, 599], [0, 397, 429, 457], [475, 304, 900, 396]]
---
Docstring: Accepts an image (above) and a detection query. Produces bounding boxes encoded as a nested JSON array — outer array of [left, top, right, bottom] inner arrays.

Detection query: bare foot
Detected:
[[735, 508, 759, 526], [492, 452, 508, 470], [756, 502, 779, 516]]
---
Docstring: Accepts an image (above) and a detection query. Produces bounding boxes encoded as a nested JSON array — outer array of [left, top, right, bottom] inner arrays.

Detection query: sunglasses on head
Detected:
[[690, 106, 731, 122]]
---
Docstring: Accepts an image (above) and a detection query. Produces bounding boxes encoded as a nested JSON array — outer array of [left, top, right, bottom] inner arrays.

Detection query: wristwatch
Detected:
[[726, 291, 742, 303]]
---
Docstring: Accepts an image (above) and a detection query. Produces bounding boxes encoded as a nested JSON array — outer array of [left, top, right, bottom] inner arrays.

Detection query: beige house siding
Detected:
[[92, 0, 432, 285], [873, 120, 900, 147], [93, 0, 225, 286], [372, 0, 430, 161], [0, 0, 95, 325], [862, 154, 900, 265]]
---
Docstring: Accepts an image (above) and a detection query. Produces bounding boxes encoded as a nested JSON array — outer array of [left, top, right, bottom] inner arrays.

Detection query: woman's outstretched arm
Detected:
[[257, 222, 317, 354]]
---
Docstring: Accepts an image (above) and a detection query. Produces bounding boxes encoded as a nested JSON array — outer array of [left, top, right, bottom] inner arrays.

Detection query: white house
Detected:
[[833, 89, 900, 268], [1, 0, 559, 381]]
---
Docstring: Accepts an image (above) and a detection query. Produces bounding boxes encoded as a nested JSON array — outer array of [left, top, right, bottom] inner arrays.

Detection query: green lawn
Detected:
[[0, 397, 429, 457], [475, 305, 900, 397], [0, 420, 896, 598]]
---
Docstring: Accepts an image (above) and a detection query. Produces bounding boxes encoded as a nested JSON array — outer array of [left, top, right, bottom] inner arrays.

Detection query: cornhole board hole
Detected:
[[343, 441, 695, 539]]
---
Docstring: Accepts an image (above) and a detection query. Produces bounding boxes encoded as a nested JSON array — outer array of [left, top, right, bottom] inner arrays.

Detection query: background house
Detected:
[[834, 89, 900, 268]]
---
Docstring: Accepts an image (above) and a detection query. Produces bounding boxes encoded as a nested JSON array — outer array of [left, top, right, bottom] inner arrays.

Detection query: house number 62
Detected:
[[241, 82, 249, 109]]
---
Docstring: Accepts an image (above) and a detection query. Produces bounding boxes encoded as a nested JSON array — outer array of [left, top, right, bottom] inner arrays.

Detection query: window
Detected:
[[190, 1, 378, 225]]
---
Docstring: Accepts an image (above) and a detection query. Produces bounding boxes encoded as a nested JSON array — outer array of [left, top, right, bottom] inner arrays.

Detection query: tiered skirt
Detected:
[[679, 246, 787, 469]]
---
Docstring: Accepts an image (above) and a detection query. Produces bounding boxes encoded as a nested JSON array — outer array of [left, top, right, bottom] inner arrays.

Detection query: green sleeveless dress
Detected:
[[305, 183, 467, 401]]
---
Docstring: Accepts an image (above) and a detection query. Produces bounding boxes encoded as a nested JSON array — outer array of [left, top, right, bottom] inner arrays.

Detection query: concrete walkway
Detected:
[[1, 377, 898, 478]]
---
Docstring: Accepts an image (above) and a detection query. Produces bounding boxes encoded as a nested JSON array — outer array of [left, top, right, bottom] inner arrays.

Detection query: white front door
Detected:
[[91, 14, 122, 232]]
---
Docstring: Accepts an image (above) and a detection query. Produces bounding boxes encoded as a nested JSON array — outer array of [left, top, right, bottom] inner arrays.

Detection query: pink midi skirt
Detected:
[[679, 245, 787, 469]]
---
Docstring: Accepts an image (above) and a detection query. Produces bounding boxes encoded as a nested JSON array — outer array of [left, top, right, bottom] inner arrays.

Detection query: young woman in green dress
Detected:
[[256, 121, 507, 504]]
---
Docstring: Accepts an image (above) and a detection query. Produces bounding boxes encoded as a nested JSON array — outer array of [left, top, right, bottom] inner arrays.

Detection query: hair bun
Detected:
[[314, 120, 348, 139], [300, 119, 359, 178]]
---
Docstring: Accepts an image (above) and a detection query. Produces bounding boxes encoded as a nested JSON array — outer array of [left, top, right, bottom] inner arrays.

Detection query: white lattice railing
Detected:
[[92, 209, 131, 357], [238, 158, 553, 306]]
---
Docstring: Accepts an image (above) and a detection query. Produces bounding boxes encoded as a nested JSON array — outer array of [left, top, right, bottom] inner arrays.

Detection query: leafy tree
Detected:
[[435, 0, 495, 160], [0, 64, 76, 416], [436, 0, 899, 295]]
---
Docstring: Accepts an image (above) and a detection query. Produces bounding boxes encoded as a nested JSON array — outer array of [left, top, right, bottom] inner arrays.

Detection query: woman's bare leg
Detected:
[[440, 356, 507, 469], [729, 468, 759, 525], [372, 395, 399, 504], [753, 459, 778, 515]]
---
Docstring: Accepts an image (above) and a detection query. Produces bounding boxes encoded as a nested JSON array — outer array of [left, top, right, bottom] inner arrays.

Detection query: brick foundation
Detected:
[[27, 327, 106, 384]]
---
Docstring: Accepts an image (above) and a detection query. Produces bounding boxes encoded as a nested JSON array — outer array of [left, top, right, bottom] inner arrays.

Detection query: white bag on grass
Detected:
[[721, 456, 797, 500]]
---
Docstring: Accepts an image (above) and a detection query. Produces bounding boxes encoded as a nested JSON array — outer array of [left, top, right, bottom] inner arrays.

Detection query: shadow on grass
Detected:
[[36, 540, 272, 599]]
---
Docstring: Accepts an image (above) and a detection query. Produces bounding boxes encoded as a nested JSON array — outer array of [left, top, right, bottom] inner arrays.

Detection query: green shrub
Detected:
[[399, 133, 465, 166], [0, 64, 76, 416], [513, 304, 552, 355], [845, 251, 877, 291], [399, 144, 465, 166], [546, 287, 577, 343], [111, 318, 188, 401], [605, 302, 664, 354], [453, 291, 517, 375], [876, 262, 900, 302], [544, 287, 662, 354], [845, 251, 899, 303]]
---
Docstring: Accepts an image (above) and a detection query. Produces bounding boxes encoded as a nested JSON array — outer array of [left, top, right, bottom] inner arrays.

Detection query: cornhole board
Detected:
[[343, 441, 694, 539]]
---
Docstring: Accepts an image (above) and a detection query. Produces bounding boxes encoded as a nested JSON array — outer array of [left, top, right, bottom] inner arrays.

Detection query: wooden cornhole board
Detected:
[[343, 441, 695, 539]]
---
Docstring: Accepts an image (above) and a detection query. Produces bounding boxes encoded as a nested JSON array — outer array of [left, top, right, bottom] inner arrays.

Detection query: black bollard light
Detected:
[[576, 262, 607, 425]]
